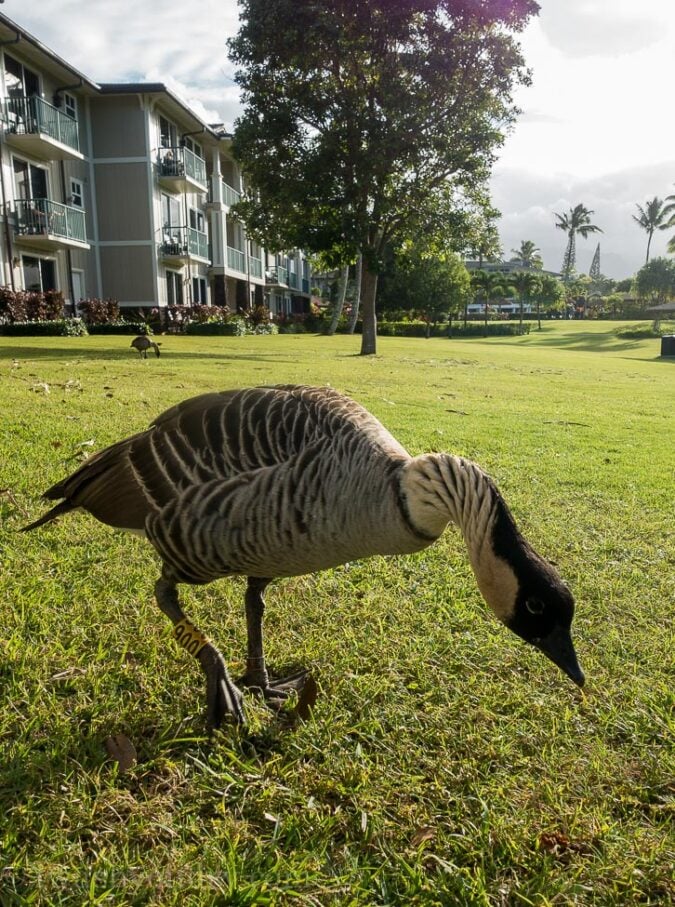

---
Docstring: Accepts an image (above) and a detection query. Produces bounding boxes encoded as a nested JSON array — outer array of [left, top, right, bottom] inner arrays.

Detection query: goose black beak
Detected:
[[534, 624, 585, 687]]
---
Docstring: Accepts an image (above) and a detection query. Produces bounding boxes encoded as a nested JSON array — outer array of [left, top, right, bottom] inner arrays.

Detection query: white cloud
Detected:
[[538, 0, 667, 58]]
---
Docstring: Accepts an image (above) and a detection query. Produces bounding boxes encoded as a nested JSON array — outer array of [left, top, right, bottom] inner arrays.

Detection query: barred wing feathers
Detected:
[[34, 385, 410, 537]]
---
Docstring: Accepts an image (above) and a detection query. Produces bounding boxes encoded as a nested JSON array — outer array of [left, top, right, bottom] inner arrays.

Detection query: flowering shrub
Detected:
[[78, 297, 120, 324], [0, 288, 65, 323]]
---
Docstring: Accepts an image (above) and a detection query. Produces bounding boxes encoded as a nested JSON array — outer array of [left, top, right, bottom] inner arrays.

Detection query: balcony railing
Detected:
[[249, 257, 263, 279], [266, 266, 288, 286], [302, 278, 310, 294], [15, 198, 86, 244], [288, 270, 299, 290], [227, 246, 246, 272], [3, 95, 80, 152], [157, 146, 207, 188], [188, 227, 208, 259], [160, 226, 208, 260], [223, 182, 241, 206]]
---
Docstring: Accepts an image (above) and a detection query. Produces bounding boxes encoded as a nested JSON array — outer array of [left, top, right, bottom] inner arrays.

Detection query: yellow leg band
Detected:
[[174, 618, 209, 658]]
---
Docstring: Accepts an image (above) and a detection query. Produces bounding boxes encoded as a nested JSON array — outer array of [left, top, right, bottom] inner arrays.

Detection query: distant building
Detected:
[[0, 11, 312, 316]]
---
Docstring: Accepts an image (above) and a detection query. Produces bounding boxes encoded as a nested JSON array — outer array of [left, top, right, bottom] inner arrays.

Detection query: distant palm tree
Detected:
[[632, 197, 670, 264], [511, 270, 542, 330], [662, 187, 675, 256], [554, 204, 602, 281], [510, 240, 542, 269], [471, 270, 511, 336], [537, 273, 564, 330]]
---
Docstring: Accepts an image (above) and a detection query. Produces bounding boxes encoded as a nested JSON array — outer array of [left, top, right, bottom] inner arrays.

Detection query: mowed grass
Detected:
[[0, 322, 673, 906]]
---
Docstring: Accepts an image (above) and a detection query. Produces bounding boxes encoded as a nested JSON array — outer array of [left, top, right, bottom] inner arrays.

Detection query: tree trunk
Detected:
[[359, 262, 378, 355], [519, 296, 524, 330], [483, 298, 488, 337], [646, 232, 653, 264], [326, 264, 349, 335], [536, 298, 542, 331], [347, 254, 362, 334]]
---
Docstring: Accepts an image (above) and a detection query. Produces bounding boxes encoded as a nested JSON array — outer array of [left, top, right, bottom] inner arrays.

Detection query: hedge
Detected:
[[86, 322, 151, 335], [0, 319, 88, 337], [185, 319, 248, 336]]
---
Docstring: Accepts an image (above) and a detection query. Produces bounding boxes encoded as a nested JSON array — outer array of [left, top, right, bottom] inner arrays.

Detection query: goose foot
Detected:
[[199, 645, 246, 730], [238, 666, 310, 709]]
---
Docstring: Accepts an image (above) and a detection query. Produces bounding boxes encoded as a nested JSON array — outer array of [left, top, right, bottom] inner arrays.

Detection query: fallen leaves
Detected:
[[104, 733, 138, 773]]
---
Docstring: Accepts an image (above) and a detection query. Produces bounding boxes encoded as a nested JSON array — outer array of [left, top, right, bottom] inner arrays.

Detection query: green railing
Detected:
[[249, 257, 263, 279], [160, 226, 208, 259], [268, 266, 288, 285], [3, 95, 80, 152], [187, 227, 208, 259], [223, 182, 241, 206], [158, 146, 207, 187], [302, 278, 310, 294], [15, 198, 86, 243], [288, 270, 299, 290], [227, 246, 246, 272]]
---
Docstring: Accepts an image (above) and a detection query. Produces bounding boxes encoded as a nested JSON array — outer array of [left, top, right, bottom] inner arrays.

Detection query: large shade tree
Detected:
[[228, 0, 540, 354], [554, 204, 602, 281]]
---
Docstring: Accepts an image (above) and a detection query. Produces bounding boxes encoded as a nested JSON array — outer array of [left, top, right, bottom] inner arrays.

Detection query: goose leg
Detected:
[[240, 577, 308, 703], [154, 575, 245, 729]]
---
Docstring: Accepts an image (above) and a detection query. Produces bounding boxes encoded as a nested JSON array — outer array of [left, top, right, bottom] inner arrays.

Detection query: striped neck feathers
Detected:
[[401, 453, 519, 623]]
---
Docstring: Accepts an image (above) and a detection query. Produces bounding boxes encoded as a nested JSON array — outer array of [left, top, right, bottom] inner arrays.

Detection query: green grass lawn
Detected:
[[1, 322, 673, 905]]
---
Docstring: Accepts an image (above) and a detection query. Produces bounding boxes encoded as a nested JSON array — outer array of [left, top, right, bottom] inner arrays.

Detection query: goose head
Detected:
[[472, 497, 585, 688]]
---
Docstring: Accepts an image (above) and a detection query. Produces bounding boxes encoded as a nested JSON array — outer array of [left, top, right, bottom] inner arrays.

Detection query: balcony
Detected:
[[2, 95, 83, 161], [266, 265, 288, 286], [288, 270, 299, 290], [157, 146, 207, 193], [249, 257, 263, 279], [159, 227, 209, 263], [227, 246, 246, 273], [223, 182, 241, 207], [14, 198, 89, 250], [302, 278, 310, 294]]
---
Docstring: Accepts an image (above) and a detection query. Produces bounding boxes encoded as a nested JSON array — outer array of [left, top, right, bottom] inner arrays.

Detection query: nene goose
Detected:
[[24, 385, 584, 729], [130, 335, 161, 358]]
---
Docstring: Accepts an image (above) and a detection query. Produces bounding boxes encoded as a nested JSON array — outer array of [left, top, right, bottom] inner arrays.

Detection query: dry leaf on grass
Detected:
[[104, 733, 138, 773]]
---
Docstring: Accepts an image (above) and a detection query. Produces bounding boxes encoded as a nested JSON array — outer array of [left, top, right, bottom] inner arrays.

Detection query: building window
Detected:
[[167, 270, 183, 307], [189, 208, 204, 232], [70, 178, 84, 208], [22, 255, 56, 292], [4, 54, 40, 98], [184, 136, 203, 158], [13, 158, 48, 201], [192, 277, 207, 305], [72, 269, 85, 304], [159, 115, 177, 150], [62, 92, 77, 120]]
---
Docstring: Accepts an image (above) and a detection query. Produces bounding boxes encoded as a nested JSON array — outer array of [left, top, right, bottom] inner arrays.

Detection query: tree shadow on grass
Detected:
[[0, 345, 298, 364]]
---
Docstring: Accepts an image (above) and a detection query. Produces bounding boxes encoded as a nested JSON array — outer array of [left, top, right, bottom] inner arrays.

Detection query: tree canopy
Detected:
[[228, 0, 540, 353]]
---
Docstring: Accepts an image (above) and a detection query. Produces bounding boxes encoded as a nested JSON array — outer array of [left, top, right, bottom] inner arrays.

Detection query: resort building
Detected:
[[0, 11, 312, 317]]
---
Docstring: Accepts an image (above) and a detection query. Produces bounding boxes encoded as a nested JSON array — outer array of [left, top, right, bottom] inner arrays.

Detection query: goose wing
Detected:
[[34, 385, 407, 533]]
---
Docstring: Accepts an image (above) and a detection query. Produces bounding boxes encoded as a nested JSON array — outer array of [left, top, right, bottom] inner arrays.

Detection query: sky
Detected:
[[8, 0, 675, 279]]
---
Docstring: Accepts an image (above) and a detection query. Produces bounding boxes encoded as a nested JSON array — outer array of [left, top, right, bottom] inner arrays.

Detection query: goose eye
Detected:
[[526, 597, 545, 615]]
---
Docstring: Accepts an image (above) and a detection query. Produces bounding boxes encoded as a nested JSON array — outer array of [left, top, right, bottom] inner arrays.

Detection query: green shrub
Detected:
[[613, 323, 663, 339], [185, 317, 248, 336], [0, 318, 87, 336], [252, 322, 279, 335], [372, 321, 530, 338], [87, 322, 152, 335]]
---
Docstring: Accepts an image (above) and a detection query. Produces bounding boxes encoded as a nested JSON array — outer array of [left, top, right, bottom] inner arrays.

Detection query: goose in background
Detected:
[[24, 385, 585, 729], [130, 335, 161, 358]]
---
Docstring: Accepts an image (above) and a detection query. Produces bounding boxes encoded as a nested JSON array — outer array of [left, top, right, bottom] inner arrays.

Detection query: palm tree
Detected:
[[471, 270, 510, 336], [554, 204, 602, 281], [662, 187, 675, 256], [510, 240, 543, 269], [632, 197, 670, 264], [511, 270, 542, 330]]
